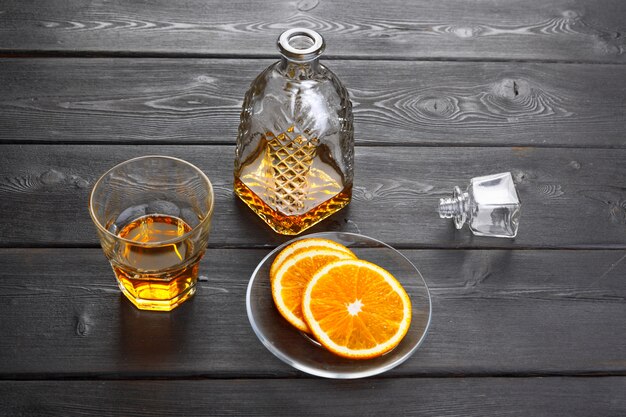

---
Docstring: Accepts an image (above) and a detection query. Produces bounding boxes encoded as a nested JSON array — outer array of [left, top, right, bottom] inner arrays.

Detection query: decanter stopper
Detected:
[[438, 172, 521, 238]]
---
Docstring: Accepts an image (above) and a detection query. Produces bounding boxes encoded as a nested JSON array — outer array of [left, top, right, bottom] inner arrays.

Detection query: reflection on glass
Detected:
[[438, 172, 521, 238]]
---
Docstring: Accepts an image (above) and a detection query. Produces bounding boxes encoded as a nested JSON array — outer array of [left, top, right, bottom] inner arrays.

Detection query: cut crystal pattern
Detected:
[[265, 127, 320, 214]]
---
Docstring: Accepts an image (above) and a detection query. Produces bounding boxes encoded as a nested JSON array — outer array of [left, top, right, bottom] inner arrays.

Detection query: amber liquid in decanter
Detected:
[[235, 125, 351, 235]]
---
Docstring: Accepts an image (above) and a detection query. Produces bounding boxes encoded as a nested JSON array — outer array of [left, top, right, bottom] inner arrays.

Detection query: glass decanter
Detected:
[[234, 28, 354, 235], [438, 172, 521, 238]]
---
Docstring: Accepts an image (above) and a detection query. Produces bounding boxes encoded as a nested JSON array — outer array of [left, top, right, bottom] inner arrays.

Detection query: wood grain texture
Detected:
[[0, 145, 625, 248], [3, 0, 625, 410], [0, 248, 624, 377], [1, 58, 625, 147], [2, 378, 625, 416], [0, 0, 625, 62]]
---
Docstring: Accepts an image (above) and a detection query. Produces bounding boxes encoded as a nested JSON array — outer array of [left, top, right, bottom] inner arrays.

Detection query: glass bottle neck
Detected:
[[278, 56, 321, 80], [438, 186, 470, 229]]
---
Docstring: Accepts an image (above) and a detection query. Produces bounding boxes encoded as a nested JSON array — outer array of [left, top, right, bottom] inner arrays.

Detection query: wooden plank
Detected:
[[1, 58, 626, 148], [0, 145, 625, 248], [1, 378, 625, 416], [0, 0, 625, 62], [0, 248, 624, 377]]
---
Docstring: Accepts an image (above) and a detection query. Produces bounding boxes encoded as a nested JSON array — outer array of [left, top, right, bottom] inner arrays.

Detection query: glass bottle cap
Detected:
[[277, 28, 325, 62]]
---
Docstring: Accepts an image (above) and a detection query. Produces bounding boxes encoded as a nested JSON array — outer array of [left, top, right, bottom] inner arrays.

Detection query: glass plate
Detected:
[[246, 232, 431, 379]]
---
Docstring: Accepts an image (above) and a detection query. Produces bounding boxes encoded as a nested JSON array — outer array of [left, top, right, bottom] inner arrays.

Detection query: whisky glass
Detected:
[[89, 156, 214, 311]]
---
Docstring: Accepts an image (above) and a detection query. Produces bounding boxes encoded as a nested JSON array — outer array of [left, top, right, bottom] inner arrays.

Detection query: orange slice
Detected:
[[272, 248, 356, 333], [269, 238, 354, 282], [302, 259, 412, 359]]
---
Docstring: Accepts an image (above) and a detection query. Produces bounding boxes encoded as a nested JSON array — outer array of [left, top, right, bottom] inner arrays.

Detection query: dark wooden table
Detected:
[[1, 1, 626, 415]]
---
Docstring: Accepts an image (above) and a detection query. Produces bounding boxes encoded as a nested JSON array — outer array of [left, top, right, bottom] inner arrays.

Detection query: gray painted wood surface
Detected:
[[2, 378, 625, 416], [1, 0, 625, 415], [1, 0, 625, 63], [1, 145, 624, 248], [1, 58, 625, 147], [0, 248, 624, 377]]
